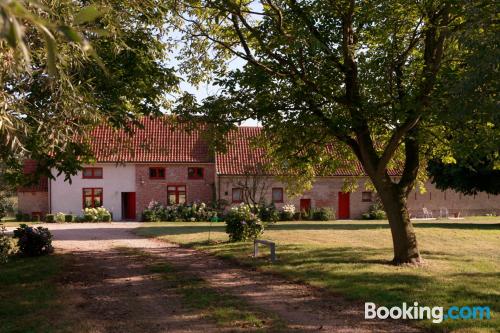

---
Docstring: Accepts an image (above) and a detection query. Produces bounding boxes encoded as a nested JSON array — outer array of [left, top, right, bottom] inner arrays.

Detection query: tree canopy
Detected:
[[171, 0, 498, 263], [0, 0, 178, 182]]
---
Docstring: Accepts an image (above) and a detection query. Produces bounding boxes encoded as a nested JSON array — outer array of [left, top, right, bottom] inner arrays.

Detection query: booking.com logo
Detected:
[[365, 302, 491, 324]]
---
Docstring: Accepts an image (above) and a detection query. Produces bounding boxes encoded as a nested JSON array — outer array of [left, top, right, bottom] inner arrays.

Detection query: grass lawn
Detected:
[[135, 217, 500, 332], [0, 254, 70, 333]]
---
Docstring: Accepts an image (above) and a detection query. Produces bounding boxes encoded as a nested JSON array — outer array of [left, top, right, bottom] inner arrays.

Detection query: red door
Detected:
[[123, 192, 136, 220], [300, 199, 311, 212], [338, 192, 350, 219]]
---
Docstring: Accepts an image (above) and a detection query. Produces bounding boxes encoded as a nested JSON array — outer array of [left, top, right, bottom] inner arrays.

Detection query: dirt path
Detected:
[[38, 223, 420, 332]]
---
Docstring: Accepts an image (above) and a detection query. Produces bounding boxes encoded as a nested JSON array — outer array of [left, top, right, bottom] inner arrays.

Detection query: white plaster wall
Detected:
[[50, 164, 136, 220]]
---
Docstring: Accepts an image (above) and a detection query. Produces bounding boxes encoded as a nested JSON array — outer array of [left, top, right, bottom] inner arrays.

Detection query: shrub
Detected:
[[361, 202, 387, 220], [311, 208, 335, 221], [0, 196, 14, 220], [0, 224, 13, 264], [15, 213, 30, 222], [258, 204, 280, 223], [32, 214, 41, 222], [83, 214, 94, 222], [142, 200, 219, 222], [45, 214, 55, 223], [55, 212, 66, 223], [83, 207, 112, 222], [225, 204, 264, 242], [13, 224, 53, 257], [64, 214, 74, 223], [280, 204, 296, 221]]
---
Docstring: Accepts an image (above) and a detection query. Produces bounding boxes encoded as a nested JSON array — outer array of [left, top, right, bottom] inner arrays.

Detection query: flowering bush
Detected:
[[83, 207, 112, 222], [13, 224, 53, 257], [142, 201, 219, 222], [281, 204, 296, 221], [55, 212, 66, 223], [225, 204, 265, 242]]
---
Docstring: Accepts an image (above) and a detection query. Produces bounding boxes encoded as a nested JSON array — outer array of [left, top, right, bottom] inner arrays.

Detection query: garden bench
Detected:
[[253, 239, 277, 263]]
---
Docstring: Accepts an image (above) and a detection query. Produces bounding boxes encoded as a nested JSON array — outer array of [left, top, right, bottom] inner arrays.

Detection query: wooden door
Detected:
[[338, 192, 350, 219], [300, 199, 311, 212], [122, 192, 136, 220]]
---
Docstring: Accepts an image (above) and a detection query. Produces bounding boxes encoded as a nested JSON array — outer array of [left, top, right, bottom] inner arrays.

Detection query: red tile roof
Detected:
[[216, 127, 402, 176], [216, 127, 269, 175], [88, 118, 213, 163]]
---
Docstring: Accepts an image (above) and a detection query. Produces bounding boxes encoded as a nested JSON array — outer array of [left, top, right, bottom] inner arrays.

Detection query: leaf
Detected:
[[74, 6, 102, 25], [59, 25, 83, 43], [36, 23, 58, 76]]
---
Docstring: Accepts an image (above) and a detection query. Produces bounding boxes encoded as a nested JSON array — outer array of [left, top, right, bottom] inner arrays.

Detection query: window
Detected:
[[362, 191, 373, 202], [149, 167, 165, 179], [82, 167, 103, 179], [232, 188, 243, 203], [188, 167, 204, 179], [272, 188, 284, 203], [167, 185, 186, 204], [83, 188, 103, 208]]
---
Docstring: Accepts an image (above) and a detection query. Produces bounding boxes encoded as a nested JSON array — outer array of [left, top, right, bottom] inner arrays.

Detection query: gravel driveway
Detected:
[[13, 223, 420, 333]]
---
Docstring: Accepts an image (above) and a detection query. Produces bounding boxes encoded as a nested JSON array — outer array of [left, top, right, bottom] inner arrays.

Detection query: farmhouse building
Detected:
[[18, 118, 500, 220]]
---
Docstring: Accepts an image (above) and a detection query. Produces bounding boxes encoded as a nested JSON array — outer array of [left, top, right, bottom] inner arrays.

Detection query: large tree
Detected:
[[172, 0, 498, 264], [1, 0, 177, 181]]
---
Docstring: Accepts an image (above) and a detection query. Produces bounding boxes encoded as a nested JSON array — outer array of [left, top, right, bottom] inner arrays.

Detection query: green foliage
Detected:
[[280, 204, 296, 221], [0, 0, 178, 183], [0, 224, 13, 264], [13, 224, 53, 257], [64, 214, 74, 223], [311, 208, 335, 221], [83, 214, 94, 222], [361, 203, 387, 220], [428, 157, 500, 195], [0, 196, 13, 220], [45, 214, 55, 223], [15, 213, 30, 222], [225, 204, 264, 242], [55, 212, 66, 223], [257, 204, 280, 223]]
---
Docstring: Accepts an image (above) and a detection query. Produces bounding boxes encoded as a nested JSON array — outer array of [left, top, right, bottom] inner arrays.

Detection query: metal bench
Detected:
[[253, 239, 277, 263]]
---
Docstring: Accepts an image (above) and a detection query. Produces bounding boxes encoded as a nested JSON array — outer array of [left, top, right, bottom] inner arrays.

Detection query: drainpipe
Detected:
[[48, 177, 52, 213]]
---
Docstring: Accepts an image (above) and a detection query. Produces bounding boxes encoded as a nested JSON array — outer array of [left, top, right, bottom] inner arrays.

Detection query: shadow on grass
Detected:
[[136, 221, 499, 239]]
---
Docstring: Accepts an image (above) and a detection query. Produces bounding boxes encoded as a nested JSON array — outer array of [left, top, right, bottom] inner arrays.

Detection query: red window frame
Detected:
[[82, 188, 103, 209], [167, 185, 186, 204], [188, 167, 204, 180], [272, 188, 284, 203], [232, 188, 243, 203], [149, 167, 166, 179], [82, 167, 103, 179], [362, 191, 373, 202]]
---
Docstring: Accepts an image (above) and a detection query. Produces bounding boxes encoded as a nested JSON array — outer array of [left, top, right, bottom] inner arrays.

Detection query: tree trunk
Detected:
[[377, 185, 422, 265]]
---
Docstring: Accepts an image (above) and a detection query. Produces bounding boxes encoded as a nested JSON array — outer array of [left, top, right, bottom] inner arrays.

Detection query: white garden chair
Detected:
[[422, 207, 433, 218], [439, 207, 449, 218]]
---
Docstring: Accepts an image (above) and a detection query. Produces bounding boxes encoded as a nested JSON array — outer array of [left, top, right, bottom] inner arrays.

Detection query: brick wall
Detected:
[[219, 176, 500, 218], [17, 191, 49, 216], [136, 164, 215, 218]]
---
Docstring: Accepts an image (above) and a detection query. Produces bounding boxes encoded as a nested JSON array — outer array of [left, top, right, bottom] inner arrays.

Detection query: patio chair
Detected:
[[439, 207, 449, 218], [422, 207, 433, 218]]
